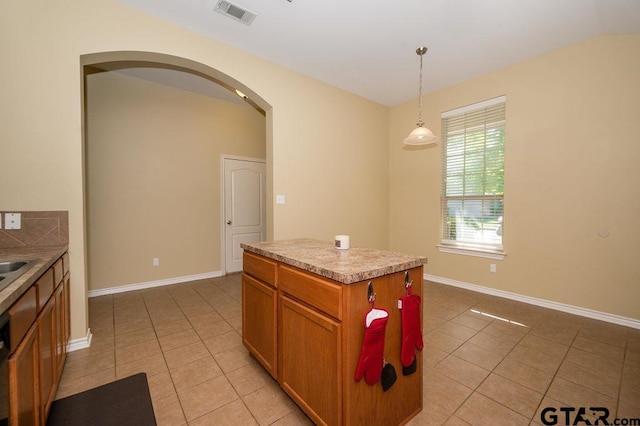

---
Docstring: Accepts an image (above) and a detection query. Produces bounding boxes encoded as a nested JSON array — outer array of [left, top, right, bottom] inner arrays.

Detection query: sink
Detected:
[[0, 261, 28, 274], [0, 260, 34, 291]]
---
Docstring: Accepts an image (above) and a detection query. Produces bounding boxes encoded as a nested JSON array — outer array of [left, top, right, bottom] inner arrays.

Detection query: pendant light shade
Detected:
[[403, 47, 438, 146], [403, 125, 438, 145]]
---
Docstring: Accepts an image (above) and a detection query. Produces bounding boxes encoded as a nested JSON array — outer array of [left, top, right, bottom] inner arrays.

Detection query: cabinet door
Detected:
[[63, 274, 70, 349], [279, 295, 341, 426], [38, 297, 56, 424], [54, 283, 66, 380], [8, 323, 40, 426], [242, 274, 277, 378]]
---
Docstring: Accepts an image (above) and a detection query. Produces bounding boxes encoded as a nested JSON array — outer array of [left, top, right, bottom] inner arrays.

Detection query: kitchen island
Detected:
[[241, 239, 427, 426]]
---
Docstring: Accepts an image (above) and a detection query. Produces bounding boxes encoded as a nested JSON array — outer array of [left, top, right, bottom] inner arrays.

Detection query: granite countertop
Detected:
[[241, 238, 427, 284], [0, 245, 68, 313]]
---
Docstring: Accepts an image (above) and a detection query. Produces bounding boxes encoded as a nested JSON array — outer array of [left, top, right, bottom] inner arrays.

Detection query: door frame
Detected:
[[220, 154, 267, 275]]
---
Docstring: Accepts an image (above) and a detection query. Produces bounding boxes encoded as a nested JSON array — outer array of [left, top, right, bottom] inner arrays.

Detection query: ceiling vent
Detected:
[[214, 0, 257, 25]]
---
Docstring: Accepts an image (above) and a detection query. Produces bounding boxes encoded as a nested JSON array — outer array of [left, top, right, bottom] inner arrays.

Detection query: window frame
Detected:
[[438, 96, 506, 259]]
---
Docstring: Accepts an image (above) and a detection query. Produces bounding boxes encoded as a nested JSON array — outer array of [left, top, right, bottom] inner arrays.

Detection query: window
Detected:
[[440, 96, 506, 257]]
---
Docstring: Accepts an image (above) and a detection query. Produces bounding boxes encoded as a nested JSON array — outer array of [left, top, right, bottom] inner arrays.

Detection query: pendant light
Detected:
[[403, 47, 438, 146]]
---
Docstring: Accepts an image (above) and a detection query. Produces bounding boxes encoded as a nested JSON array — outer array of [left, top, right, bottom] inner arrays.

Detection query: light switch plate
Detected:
[[276, 195, 285, 204], [4, 213, 21, 230]]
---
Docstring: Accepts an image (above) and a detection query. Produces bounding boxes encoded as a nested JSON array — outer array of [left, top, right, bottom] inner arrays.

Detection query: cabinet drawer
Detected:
[[62, 252, 70, 276], [36, 268, 54, 310], [8, 285, 37, 352], [243, 252, 277, 287], [279, 265, 342, 320], [53, 258, 64, 287]]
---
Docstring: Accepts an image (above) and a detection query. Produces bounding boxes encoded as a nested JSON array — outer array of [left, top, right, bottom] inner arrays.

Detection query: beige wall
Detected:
[[390, 34, 640, 320], [1, 0, 390, 340], [86, 71, 265, 290]]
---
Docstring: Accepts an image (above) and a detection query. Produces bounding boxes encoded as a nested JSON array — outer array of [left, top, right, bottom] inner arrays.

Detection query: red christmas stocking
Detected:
[[354, 308, 389, 385], [400, 290, 423, 368]]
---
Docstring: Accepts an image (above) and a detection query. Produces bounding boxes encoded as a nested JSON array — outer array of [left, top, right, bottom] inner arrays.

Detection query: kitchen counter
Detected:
[[0, 245, 68, 313], [241, 238, 427, 284]]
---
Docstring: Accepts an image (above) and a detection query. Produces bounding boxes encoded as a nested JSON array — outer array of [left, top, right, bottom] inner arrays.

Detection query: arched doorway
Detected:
[[81, 51, 271, 298]]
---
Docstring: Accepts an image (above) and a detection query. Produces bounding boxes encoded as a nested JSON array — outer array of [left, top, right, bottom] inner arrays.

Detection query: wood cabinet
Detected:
[[342, 271, 423, 426], [54, 283, 67, 379], [62, 252, 70, 355], [38, 297, 55, 424], [242, 250, 424, 426], [8, 322, 39, 426], [8, 288, 37, 357], [279, 295, 341, 426], [242, 273, 277, 378], [6, 252, 70, 426], [52, 258, 68, 392], [242, 252, 278, 378]]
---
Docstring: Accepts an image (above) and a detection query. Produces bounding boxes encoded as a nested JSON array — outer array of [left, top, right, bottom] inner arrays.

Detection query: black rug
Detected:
[[47, 373, 157, 426]]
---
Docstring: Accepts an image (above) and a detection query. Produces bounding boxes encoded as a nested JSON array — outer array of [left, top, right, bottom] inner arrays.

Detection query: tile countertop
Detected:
[[0, 245, 68, 313], [241, 238, 427, 284]]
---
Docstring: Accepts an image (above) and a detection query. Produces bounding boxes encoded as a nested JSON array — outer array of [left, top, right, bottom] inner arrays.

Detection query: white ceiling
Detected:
[[114, 0, 640, 106]]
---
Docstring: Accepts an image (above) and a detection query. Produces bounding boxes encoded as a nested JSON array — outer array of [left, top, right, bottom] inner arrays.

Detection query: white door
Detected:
[[223, 157, 266, 273]]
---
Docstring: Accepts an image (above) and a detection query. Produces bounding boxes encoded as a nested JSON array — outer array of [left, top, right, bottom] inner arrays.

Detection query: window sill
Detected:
[[437, 245, 506, 260]]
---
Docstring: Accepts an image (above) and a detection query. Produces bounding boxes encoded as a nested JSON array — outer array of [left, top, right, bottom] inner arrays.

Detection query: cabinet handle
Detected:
[[226, 220, 232, 225]]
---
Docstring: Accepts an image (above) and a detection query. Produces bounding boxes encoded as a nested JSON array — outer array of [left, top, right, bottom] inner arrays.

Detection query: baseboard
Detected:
[[425, 273, 640, 330], [67, 328, 92, 352], [88, 271, 224, 298]]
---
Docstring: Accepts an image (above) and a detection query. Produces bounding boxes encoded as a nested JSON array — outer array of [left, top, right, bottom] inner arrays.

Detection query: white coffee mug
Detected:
[[335, 235, 350, 250]]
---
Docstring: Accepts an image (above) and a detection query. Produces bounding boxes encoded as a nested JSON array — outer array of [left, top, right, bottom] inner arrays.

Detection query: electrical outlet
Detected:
[[4, 213, 21, 230], [153, 258, 160, 267], [490, 263, 497, 273], [276, 195, 285, 204]]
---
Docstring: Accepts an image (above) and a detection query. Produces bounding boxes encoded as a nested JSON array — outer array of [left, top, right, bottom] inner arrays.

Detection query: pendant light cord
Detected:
[[402, 46, 438, 145], [417, 48, 426, 127]]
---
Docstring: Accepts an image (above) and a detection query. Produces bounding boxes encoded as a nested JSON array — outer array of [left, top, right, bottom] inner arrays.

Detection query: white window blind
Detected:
[[440, 96, 506, 252]]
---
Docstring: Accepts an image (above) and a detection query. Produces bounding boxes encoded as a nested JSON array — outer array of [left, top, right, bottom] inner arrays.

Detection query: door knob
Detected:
[[226, 220, 232, 225]]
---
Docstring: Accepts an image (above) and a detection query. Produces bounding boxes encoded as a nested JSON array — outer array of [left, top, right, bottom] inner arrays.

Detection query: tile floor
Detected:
[[55, 274, 640, 425]]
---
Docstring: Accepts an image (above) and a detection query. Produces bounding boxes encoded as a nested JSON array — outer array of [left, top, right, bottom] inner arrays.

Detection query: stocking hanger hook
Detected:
[[367, 281, 376, 305], [405, 271, 413, 295]]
